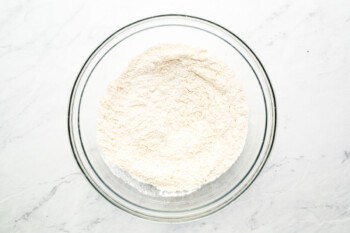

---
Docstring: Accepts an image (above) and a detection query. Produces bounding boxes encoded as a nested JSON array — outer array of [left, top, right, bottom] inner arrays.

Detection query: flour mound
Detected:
[[97, 44, 248, 195]]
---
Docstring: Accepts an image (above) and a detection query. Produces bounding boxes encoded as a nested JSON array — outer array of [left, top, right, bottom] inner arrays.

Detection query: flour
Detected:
[[97, 44, 248, 195]]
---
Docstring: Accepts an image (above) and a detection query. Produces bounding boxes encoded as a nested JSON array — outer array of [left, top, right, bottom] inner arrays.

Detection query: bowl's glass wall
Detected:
[[70, 15, 275, 221]]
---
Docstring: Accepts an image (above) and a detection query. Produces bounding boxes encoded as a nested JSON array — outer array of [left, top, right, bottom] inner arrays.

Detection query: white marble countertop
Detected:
[[1, 0, 350, 232]]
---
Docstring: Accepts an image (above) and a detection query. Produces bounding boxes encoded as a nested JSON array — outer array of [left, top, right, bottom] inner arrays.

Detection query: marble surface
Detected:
[[1, 0, 350, 232]]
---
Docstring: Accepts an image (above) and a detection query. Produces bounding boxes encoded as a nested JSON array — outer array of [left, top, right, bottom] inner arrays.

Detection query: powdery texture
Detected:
[[97, 44, 248, 194]]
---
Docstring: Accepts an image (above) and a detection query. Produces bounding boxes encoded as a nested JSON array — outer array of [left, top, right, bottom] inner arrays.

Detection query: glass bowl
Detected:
[[68, 14, 276, 222]]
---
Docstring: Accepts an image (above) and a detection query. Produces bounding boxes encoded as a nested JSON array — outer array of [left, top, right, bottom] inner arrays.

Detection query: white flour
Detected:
[[97, 44, 248, 195]]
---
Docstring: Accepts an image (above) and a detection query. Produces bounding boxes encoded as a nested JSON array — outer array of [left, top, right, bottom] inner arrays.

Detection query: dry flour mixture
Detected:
[[97, 44, 248, 195]]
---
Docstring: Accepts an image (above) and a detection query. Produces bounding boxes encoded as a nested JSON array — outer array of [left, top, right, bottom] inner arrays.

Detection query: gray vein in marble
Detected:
[[82, 218, 104, 232], [11, 173, 80, 225], [248, 211, 258, 231], [46, 222, 71, 233], [0, 112, 57, 151], [248, 3, 291, 38], [42, 0, 87, 48], [265, 155, 305, 172], [341, 151, 350, 163], [0, 41, 36, 59], [0, 1, 26, 29], [265, 4, 291, 21], [14, 183, 64, 223], [0, 173, 81, 204]]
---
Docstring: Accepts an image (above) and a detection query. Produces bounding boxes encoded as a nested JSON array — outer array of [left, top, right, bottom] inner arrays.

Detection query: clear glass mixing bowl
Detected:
[[68, 14, 276, 222]]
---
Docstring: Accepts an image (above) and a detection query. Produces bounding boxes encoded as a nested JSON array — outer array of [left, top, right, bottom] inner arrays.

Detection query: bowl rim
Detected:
[[68, 14, 277, 222]]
